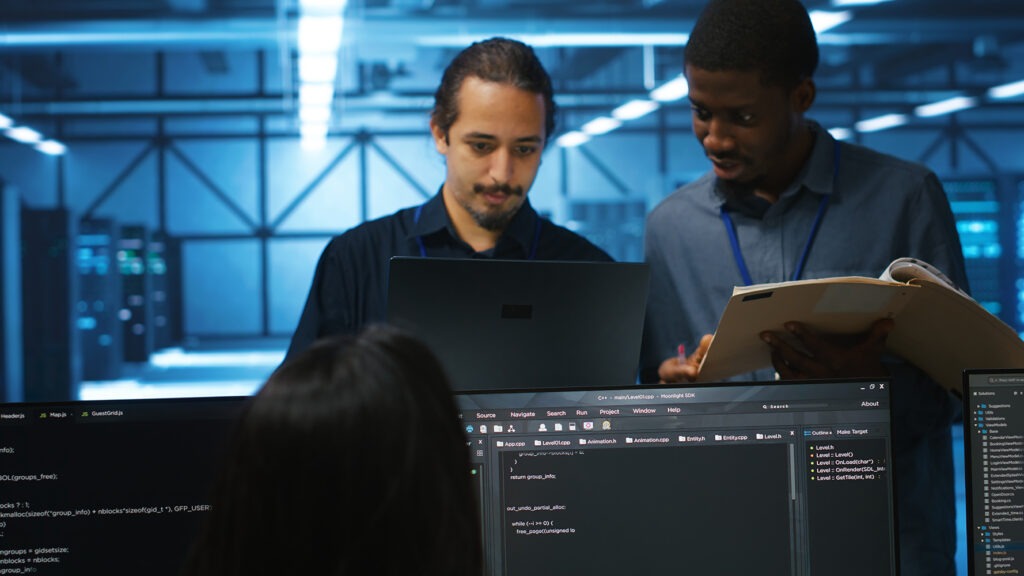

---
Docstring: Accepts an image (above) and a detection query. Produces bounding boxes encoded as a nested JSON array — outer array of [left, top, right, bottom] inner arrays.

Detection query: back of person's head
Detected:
[[183, 325, 481, 576], [684, 0, 819, 89], [431, 36, 556, 143]]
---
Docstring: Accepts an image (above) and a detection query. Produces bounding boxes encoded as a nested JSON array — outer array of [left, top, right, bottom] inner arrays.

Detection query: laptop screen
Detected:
[[963, 369, 1024, 576], [458, 379, 898, 576], [0, 396, 247, 575], [387, 257, 650, 391]]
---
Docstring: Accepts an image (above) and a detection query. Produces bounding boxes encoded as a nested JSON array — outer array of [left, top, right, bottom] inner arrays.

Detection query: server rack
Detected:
[[78, 218, 123, 381], [149, 232, 182, 350], [21, 207, 80, 401], [118, 224, 153, 363], [0, 181, 23, 402]]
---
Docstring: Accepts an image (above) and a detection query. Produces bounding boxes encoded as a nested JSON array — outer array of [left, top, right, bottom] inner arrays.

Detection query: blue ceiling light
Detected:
[[915, 96, 978, 118], [558, 75, 688, 148], [612, 99, 660, 121], [6, 126, 43, 144], [556, 131, 591, 148], [649, 75, 689, 103], [296, 0, 347, 151], [581, 117, 622, 136], [989, 79, 1024, 100], [0, 111, 67, 155], [35, 140, 68, 156], [809, 10, 854, 33], [855, 113, 909, 133]]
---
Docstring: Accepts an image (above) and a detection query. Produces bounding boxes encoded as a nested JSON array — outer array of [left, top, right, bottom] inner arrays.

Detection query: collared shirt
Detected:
[[286, 190, 611, 360], [642, 122, 968, 576]]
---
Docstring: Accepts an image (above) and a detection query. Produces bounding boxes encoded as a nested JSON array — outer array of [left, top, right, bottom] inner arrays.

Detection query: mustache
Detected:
[[473, 183, 524, 197]]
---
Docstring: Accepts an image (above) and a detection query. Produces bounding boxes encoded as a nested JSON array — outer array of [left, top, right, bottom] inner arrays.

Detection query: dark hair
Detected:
[[182, 325, 482, 576], [431, 36, 556, 143], [684, 0, 819, 89]]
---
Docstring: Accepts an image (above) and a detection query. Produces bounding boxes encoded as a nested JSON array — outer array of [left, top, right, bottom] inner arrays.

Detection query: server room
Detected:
[[1, 1, 1023, 575]]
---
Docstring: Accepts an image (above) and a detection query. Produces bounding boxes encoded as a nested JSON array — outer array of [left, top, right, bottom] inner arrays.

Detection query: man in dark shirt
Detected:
[[287, 37, 610, 359]]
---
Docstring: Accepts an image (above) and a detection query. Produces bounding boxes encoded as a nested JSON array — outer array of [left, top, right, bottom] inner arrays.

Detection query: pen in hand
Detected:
[[678, 344, 686, 365]]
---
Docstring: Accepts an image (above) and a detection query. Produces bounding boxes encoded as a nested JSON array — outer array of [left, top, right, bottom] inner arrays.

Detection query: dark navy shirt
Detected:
[[286, 190, 612, 359]]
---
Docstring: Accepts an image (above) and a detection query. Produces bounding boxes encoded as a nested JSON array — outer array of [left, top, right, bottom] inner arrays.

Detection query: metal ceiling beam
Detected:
[[14, 87, 1010, 117], [0, 14, 1018, 49]]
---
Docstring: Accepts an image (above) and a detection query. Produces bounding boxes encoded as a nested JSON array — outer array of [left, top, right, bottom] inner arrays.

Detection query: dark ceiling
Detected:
[[0, 0, 1023, 133]]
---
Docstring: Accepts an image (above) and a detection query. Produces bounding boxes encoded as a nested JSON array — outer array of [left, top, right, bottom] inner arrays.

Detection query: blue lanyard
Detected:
[[413, 202, 541, 260], [719, 145, 839, 286]]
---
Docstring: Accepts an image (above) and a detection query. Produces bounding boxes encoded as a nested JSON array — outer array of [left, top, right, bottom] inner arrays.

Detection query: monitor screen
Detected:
[[963, 369, 1024, 576], [0, 396, 247, 575], [457, 379, 897, 576]]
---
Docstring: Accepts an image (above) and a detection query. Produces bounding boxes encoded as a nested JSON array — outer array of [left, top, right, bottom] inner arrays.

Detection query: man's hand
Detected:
[[759, 318, 894, 380], [658, 334, 714, 383]]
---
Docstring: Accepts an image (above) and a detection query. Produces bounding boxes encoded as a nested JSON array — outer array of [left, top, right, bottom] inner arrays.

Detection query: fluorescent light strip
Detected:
[[299, 0, 348, 12], [5, 126, 43, 144], [556, 131, 591, 148], [832, 0, 891, 5], [0, 113, 12, 129], [35, 140, 67, 156], [300, 122, 329, 150], [78, 379, 262, 400], [650, 75, 689, 102], [988, 79, 1024, 100], [581, 116, 622, 136], [149, 347, 284, 369], [298, 54, 338, 83], [914, 96, 977, 118], [299, 82, 334, 106], [297, 15, 343, 53], [612, 99, 660, 121], [855, 113, 908, 133], [299, 105, 332, 123], [809, 10, 853, 33], [828, 127, 854, 140], [419, 33, 689, 48]]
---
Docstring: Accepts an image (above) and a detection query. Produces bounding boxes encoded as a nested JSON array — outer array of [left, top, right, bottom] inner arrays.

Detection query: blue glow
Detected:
[[957, 220, 997, 234], [951, 201, 999, 214], [980, 301, 1002, 315]]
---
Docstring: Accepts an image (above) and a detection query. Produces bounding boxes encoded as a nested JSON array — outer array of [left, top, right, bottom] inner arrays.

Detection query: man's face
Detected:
[[685, 65, 812, 192], [432, 76, 546, 231]]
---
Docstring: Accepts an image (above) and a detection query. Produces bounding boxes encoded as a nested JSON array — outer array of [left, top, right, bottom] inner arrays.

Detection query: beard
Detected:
[[461, 182, 524, 231], [715, 174, 762, 200]]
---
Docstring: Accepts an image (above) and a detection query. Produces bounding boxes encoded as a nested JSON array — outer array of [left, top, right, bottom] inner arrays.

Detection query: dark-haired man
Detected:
[[641, 0, 966, 574], [287, 37, 610, 360]]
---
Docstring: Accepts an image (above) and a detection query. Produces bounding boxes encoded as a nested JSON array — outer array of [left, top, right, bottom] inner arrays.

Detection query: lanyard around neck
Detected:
[[719, 144, 839, 286], [413, 202, 541, 260]]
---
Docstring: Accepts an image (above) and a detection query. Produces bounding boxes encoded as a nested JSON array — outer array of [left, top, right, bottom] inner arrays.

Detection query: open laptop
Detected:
[[458, 378, 899, 575], [963, 368, 1024, 576], [387, 257, 650, 391], [0, 396, 248, 575]]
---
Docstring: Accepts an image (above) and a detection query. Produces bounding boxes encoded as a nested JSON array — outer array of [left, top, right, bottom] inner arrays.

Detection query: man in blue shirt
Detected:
[[288, 38, 610, 360], [642, 1, 966, 574]]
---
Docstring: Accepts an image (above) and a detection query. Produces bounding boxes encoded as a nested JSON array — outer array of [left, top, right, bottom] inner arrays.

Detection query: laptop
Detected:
[[458, 378, 899, 575], [0, 396, 248, 575], [963, 368, 1024, 575], [387, 257, 650, 391]]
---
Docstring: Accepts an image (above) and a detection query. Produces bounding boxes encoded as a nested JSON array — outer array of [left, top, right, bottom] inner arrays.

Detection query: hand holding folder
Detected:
[[696, 257, 1024, 393]]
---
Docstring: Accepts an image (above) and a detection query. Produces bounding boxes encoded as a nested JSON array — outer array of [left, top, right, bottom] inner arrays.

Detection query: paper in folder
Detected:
[[696, 257, 1024, 393]]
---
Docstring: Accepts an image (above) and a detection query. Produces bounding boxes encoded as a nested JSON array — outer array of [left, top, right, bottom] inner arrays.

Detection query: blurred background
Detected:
[[1, 1, 1021, 570], [4, 0, 1023, 402]]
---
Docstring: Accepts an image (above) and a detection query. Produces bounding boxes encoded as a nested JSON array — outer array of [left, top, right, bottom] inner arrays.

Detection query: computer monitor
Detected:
[[387, 257, 650, 391], [0, 396, 248, 575], [963, 368, 1024, 576], [458, 379, 898, 576]]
